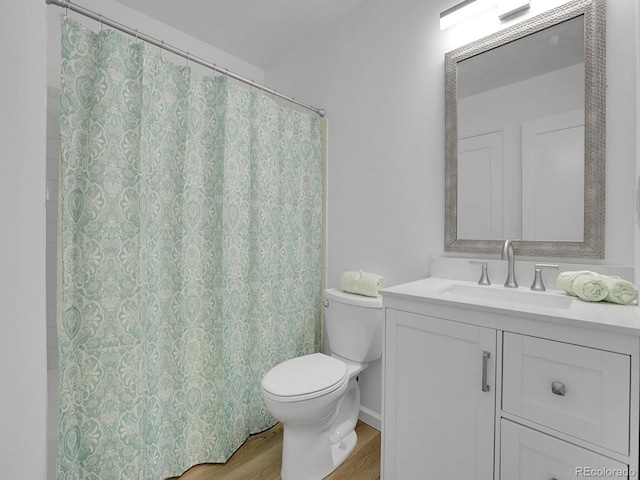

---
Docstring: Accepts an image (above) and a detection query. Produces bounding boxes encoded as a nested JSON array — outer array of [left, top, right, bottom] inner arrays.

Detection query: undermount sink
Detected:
[[438, 283, 574, 310]]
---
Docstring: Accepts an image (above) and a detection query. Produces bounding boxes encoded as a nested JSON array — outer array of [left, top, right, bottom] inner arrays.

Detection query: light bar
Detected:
[[440, 0, 498, 30]]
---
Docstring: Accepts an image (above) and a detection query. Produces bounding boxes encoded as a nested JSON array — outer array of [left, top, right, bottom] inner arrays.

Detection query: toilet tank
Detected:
[[323, 288, 383, 363]]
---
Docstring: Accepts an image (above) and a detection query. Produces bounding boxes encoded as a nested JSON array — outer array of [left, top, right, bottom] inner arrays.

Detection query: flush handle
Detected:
[[551, 381, 566, 396], [482, 351, 491, 392], [323, 299, 329, 308]]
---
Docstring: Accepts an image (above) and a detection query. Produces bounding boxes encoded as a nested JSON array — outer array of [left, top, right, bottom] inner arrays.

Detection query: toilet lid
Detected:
[[262, 353, 348, 398]]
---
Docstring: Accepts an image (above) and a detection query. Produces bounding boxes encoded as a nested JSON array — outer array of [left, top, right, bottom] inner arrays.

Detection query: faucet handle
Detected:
[[469, 260, 491, 285], [531, 263, 559, 291]]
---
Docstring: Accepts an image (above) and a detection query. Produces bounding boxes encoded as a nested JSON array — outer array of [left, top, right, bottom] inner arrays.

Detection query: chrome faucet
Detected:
[[501, 240, 518, 288]]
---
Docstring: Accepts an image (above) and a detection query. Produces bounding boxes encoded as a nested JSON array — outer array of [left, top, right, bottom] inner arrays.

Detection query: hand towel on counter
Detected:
[[557, 271, 638, 305], [571, 272, 609, 302], [340, 270, 385, 297], [556, 270, 591, 297], [600, 276, 639, 305]]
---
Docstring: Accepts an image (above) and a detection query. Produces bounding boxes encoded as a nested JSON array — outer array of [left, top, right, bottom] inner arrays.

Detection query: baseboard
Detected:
[[358, 406, 381, 431]]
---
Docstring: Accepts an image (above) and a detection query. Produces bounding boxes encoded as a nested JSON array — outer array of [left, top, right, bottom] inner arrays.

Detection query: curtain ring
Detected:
[[134, 29, 139, 44], [160, 40, 164, 57], [98, 13, 103, 32], [186, 52, 190, 68]]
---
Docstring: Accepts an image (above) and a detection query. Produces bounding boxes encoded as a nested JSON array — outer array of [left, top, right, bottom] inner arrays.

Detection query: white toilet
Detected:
[[261, 288, 383, 480]]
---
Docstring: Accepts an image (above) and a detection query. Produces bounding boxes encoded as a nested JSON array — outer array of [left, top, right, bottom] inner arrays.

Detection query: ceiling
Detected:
[[113, 0, 368, 69]]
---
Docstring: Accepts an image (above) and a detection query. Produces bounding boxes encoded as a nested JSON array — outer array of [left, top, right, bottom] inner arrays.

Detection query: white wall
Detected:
[[635, 0, 640, 287], [266, 0, 639, 425], [602, 0, 638, 268], [45, 88, 61, 480], [268, 0, 448, 290], [0, 2, 48, 478]]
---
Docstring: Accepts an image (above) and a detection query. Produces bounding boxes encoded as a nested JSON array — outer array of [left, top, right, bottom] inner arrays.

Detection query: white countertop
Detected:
[[382, 277, 640, 336]]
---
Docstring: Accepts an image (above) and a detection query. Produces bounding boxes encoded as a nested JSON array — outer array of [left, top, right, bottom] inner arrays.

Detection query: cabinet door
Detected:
[[500, 419, 629, 479], [384, 309, 496, 480]]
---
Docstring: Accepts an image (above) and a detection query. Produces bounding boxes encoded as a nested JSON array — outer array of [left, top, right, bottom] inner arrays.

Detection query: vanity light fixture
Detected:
[[439, 0, 530, 29], [439, 0, 497, 30], [497, 0, 530, 20]]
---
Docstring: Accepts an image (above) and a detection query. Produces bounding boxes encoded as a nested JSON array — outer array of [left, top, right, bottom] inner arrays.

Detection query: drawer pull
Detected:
[[551, 381, 566, 396], [482, 351, 491, 392]]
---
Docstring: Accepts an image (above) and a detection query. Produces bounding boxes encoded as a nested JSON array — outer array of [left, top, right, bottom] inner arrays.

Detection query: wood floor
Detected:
[[170, 421, 381, 480]]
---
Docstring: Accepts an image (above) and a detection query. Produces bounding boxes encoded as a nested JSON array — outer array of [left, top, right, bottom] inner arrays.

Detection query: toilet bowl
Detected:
[[261, 288, 383, 480]]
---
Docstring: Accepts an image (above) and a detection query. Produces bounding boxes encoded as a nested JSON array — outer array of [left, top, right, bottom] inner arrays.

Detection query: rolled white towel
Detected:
[[340, 270, 385, 297], [600, 276, 638, 305], [556, 270, 591, 296], [572, 272, 609, 302]]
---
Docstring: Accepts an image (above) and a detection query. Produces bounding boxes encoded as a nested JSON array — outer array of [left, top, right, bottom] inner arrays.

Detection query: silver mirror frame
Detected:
[[444, 0, 606, 258]]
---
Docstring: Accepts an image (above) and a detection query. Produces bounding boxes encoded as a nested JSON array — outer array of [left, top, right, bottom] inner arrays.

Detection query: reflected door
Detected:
[[458, 130, 504, 240], [521, 109, 584, 241]]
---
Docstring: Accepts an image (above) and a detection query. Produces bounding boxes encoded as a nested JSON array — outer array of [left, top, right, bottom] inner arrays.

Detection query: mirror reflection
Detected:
[[457, 16, 585, 241]]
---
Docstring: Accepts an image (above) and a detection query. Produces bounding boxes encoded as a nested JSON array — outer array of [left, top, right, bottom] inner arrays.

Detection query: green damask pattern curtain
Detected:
[[57, 17, 322, 479]]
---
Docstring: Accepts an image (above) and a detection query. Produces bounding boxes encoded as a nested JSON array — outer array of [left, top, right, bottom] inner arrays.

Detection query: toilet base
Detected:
[[278, 376, 361, 480], [281, 428, 357, 480], [330, 429, 357, 470]]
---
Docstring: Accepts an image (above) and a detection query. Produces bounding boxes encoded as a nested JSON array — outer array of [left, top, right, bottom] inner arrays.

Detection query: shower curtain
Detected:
[[57, 17, 323, 479]]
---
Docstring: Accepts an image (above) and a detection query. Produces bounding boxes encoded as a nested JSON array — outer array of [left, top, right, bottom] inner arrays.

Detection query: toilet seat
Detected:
[[262, 353, 348, 402]]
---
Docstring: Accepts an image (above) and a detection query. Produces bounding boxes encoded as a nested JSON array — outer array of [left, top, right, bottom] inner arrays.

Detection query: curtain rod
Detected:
[[46, 0, 326, 118]]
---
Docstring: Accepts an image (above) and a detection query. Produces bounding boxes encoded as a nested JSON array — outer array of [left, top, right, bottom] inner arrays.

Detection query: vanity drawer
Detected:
[[500, 419, 630, 479], [502, 333, 630, 455]]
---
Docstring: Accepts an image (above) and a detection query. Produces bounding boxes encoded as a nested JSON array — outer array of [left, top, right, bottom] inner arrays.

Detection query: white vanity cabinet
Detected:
[[381, 279, 640, 480]]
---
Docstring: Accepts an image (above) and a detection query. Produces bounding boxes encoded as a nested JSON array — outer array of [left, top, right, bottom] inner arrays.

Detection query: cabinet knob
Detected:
[[551, 381, 566, 396]]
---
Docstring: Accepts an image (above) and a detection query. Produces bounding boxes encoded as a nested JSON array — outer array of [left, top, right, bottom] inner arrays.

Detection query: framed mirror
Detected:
[[444, 0, 605, 257]]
